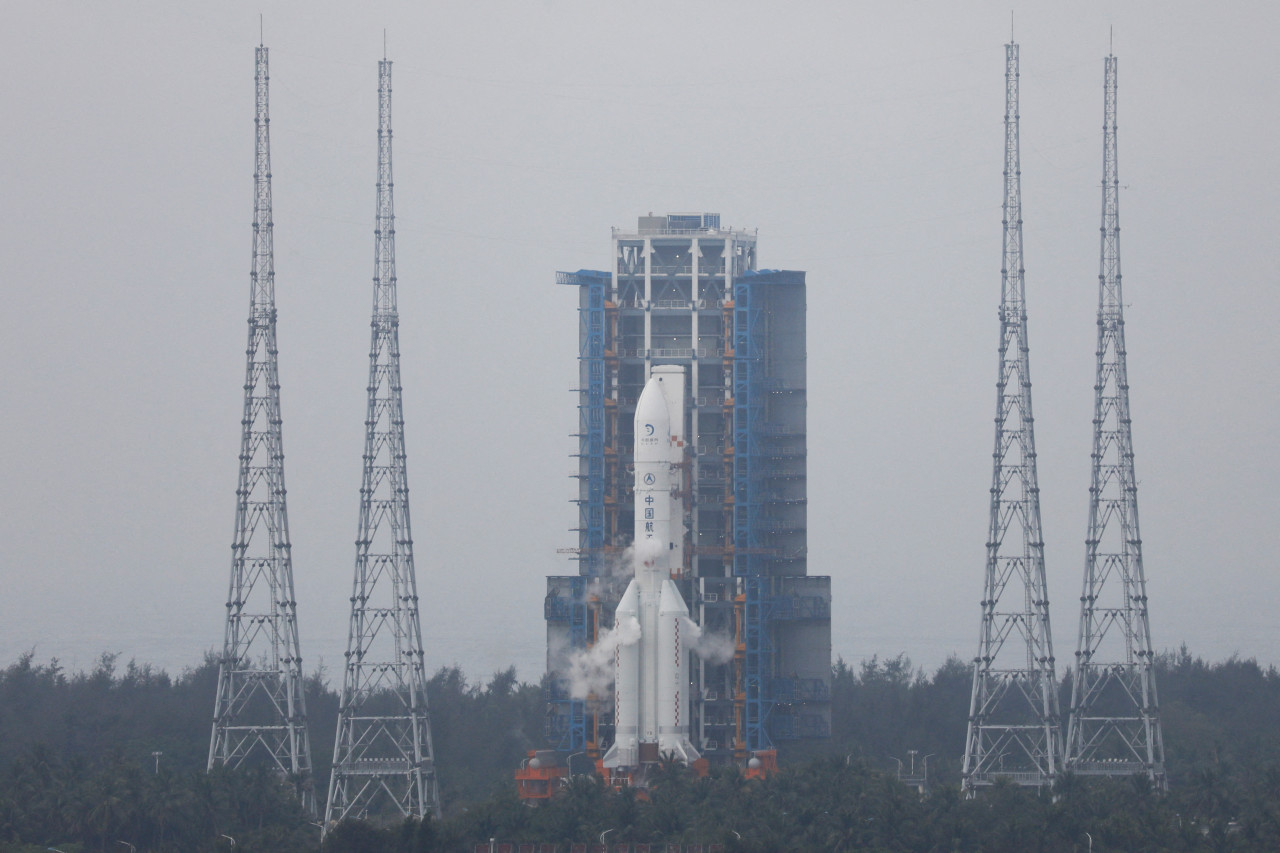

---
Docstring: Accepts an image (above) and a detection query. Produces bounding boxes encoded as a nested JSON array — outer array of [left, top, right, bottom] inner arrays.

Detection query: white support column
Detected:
[[643, 237, 653, 374]]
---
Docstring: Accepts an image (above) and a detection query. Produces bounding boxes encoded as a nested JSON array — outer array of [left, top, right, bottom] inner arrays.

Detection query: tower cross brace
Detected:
[[325, 58, 441, 828], [962, 41, 1062, 793], [209, 44, 316, 816], [1065, 54, 1166, 790]]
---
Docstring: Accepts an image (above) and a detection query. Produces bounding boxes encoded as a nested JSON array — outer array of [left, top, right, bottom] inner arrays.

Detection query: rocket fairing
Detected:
[[603, 367, 700, 769]]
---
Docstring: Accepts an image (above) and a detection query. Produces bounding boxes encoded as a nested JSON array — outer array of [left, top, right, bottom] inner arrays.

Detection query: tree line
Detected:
[[0, 646, 1276, 851]]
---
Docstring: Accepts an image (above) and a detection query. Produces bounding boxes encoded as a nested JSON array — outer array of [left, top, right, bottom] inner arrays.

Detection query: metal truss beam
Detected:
[[1065, 54, 1166, 790], [209, 44, 315, 816], [962, 42, 1062, 793], [326, 59, 440, 828]]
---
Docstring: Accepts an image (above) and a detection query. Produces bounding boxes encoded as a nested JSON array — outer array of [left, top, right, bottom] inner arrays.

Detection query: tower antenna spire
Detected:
[[209, 42, 316, 816], [325, 55, 441, 830], [1065, 51, 1167, 791], [961, 40, 1062, 795]]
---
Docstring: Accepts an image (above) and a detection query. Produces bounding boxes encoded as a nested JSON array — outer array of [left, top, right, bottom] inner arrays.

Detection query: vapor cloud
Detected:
[[563, 614, 641, 700]]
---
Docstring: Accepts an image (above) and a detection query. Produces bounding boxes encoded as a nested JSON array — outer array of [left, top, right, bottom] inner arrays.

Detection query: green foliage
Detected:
[[819, 653, 975, 786], [436, 758, 1213, 851], [1, 647, 1279, 851], [0, 651, 215, 775], [1159, 646, 1280, 781], [426, 666, 547, 809], [0, 652, 549, 817], [0, 751, 314, 853], [319, 816, 437, 853]]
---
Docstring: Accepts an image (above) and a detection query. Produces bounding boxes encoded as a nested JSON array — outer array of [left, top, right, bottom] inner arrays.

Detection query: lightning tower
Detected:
[[1065, 54, 1166, 789], [209, 44, 315, 814], [326, 58, 441, 826], [962, 41, 1062, 792]]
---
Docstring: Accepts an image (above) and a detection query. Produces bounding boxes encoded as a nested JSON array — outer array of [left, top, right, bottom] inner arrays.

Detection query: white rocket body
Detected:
[[603, 366, 699, 768]]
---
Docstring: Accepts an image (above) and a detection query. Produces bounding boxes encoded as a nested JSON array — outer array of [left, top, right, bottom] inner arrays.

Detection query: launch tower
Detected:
[[1064, 54, 1166, 789], [209, 44, 315, 814], [326, 59, 441, 825], [547, 214, 830, 772], [961, 43, 1063, 792]]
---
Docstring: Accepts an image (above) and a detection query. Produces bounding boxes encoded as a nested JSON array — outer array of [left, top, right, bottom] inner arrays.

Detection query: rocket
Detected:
[[603, 366, 700, 769]]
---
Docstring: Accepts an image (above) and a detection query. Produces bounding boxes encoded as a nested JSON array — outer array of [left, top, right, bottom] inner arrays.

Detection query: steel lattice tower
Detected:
[[325, 58, 440, 827], [209, 44, 316, 815], [962, 42, 1062, 792], [1065, 55, 1166, 789]]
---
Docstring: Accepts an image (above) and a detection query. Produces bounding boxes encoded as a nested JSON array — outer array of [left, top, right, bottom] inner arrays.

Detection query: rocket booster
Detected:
[[603, 366, 699, 768]]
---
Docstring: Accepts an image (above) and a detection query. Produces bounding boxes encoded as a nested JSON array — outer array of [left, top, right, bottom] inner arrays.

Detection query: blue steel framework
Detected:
[[547, 218, 827, 767], [548, 270, 610, 751], [577, 270, 610, 576], [733, 271, 798, 751], [733, 270, 817, 751]]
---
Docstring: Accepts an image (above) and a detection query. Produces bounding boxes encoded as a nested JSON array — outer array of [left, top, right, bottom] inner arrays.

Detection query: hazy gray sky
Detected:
[[2, 1, 1277, 685]]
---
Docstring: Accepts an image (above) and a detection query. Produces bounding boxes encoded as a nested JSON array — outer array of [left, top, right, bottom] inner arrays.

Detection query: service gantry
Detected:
[[209, 44, 316, 814], [962, 42, 1063, 792], [546, 214, 831, 774], [325, 58, 441, 827], [1065, 53, 1166, 789]]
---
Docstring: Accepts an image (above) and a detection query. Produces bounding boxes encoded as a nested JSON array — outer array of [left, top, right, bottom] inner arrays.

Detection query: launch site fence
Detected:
[[476, 840, 727, 845]]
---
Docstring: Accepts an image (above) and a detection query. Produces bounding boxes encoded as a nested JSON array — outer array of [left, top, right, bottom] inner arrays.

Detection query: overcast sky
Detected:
[[2, 1, 1277, 687]]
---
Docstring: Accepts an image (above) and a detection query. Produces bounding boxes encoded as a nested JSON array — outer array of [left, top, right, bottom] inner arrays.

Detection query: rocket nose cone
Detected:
[[634, 376, 671, 439]]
